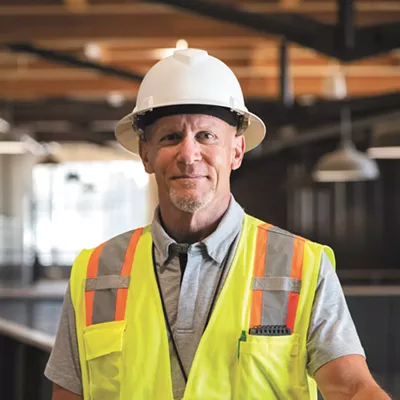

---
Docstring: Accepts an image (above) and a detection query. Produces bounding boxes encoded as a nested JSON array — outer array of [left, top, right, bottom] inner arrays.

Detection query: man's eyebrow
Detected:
[[153, 120, 224, 136]]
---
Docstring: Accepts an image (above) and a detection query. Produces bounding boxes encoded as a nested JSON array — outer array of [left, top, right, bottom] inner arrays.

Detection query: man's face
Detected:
[[139, 113, 245, 213]]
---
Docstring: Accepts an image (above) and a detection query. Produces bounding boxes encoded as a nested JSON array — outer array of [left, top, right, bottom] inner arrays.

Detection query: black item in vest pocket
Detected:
[[249, 325, 292, 336]]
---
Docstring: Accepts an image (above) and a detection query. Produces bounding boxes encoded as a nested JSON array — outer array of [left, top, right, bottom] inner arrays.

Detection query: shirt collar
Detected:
[[151, 195, 244, 265]]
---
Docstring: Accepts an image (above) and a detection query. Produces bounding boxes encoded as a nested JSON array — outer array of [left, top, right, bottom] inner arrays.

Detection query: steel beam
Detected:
[[352, 22, 400, 61], [279, 38, 293, 107], [147, 0, 400, 61], [338, 0, 355, 50], [144, 0, 338, 58], [4, 43, 144, 82], [337, 0, 355, 55]]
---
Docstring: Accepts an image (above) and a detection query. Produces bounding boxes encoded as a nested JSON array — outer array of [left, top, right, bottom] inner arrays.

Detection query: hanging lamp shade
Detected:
[[314, 67, 380, 182], [37, 153, 60, 164], [367, 119, 400, 159], [313, 142, 379, 182]]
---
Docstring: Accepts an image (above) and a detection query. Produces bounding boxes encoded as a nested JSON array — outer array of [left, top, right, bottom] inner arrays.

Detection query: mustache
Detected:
[[170, 166, 209, 179]]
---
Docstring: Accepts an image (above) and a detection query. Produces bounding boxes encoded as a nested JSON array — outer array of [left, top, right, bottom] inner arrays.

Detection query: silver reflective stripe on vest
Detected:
[[259, 228, 296, 326], [253, 277, 301, 293], [86, 275, 130, 291], [91, 230, 134, 325]]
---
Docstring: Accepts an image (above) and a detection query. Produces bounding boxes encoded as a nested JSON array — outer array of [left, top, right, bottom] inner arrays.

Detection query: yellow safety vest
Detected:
[[70, 213, 335, 399]]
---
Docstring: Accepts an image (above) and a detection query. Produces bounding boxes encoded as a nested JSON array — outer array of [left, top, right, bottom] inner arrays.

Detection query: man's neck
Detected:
[[159, 195, 231, 244]]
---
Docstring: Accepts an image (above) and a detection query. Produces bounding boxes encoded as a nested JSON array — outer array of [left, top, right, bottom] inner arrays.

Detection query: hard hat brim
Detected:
[[115, 110, 266, 155]]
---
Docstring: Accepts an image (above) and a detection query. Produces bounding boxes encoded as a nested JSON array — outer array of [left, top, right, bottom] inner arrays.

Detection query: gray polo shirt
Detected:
[[44, 197, 365, 399]]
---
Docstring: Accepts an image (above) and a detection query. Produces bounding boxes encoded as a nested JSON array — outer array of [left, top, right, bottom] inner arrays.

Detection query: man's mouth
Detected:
[[171, 175, 207, 180]]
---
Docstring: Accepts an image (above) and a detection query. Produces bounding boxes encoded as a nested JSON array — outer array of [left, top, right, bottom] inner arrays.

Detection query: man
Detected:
[[45, 49, 389, 399]]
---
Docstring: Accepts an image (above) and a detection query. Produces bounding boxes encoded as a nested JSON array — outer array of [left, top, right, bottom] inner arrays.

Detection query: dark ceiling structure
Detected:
[[0, 0, 399, 155]]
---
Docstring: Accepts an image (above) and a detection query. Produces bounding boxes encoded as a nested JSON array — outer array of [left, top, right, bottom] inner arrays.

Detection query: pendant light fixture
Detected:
[[367, 118, 400, 159], [312, 69, 379, 182]]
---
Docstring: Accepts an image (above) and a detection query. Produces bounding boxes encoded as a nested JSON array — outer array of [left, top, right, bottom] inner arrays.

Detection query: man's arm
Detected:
[[315, 355, 389, 399], [44, 284, 83, 397], [306, 252, 389, 398], [53, 383, 83, 400]]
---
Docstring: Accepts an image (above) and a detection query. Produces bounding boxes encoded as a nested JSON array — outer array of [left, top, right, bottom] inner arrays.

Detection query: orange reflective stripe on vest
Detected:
[[115, 228, 143, 321], [249, 225, 306, 333], [85, 242, 106, 327], [85, 228, 143, 327], [286, 237, 305, 331], [249, 223, 272, 328]]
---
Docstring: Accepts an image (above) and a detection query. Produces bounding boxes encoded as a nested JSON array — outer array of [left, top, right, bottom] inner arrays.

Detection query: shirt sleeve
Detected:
[[44, 283, 83, 395], [307, 251, 365, 377]]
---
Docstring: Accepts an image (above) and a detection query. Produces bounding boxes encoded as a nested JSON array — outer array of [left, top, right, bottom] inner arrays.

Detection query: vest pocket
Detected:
[[83, 320, 126, 400], [235, 333, 304, 399]]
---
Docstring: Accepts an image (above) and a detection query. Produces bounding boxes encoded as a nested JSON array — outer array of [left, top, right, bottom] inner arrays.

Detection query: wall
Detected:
[[232, 154, 400, 280]]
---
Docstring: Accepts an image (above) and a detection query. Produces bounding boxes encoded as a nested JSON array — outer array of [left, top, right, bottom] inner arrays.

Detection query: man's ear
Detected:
[[231, 133, 245, 171], [139, 139, 154, 174]]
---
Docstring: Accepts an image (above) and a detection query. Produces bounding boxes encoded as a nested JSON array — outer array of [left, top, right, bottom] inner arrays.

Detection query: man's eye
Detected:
[[160, 133, 181, 142], [197, 132, 215, 140]]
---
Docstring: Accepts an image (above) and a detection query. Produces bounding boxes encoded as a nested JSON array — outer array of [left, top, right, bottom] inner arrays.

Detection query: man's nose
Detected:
[[176, 136, 201, 164]]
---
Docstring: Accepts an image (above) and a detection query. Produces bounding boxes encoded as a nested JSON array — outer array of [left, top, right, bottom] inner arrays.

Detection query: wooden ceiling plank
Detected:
[[242, 1, 400, 13], [0, 2, 399, 15], [280, 0, 301, 11], [0, 13, 258, 42], [0, 73, 400, 96], [2, 60, 398, 78], [64, 0, 88, 13], [0, 74, 398, 99], [34, 37, 272, 49], [0, 4, 174, 16]]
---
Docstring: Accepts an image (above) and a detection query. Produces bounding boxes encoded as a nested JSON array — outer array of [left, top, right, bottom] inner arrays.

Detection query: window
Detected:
[[33, 160, 152, 267]]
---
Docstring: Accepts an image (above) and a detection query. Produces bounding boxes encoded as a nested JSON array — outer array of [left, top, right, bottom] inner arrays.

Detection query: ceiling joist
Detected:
[[1, 2, 399, 16], [64, 0, 88, 13], [0, 0, 398, 105], [145, 0, 400, 61]]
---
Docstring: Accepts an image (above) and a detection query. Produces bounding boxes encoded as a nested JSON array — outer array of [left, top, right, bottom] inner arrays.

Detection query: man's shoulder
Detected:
[[89, 225, 152, 251], [244, 213, 327, 249], [244, 212, 304, 240]]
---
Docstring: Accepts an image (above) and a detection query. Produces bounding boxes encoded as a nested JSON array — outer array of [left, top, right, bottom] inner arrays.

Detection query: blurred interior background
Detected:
[[0, 0, 399, 398]]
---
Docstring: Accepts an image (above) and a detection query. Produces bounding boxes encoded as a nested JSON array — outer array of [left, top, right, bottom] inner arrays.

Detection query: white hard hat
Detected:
[[115, 48, 266, 154]]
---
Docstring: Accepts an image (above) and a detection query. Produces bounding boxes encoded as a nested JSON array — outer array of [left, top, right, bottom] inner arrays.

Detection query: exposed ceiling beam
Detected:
[[145, 0, 338, 58], [0, 4, 174, 16], [280, 0, 301, 11], [64, 0, 88, 13], [4, 43, 144, 82], [3, 48, 396, 68], [146, 0, 400, 61], [1, 65, 399, 80], [354, 22, 400, 60], [12, 101, 134, 124], [0, 12, 255, 42], [9, 93, 399, 124], [0, 2, 399, 15], [0, 75, 397, 99], [7, 93, 399, 149], [243, 1, 400, 13]]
